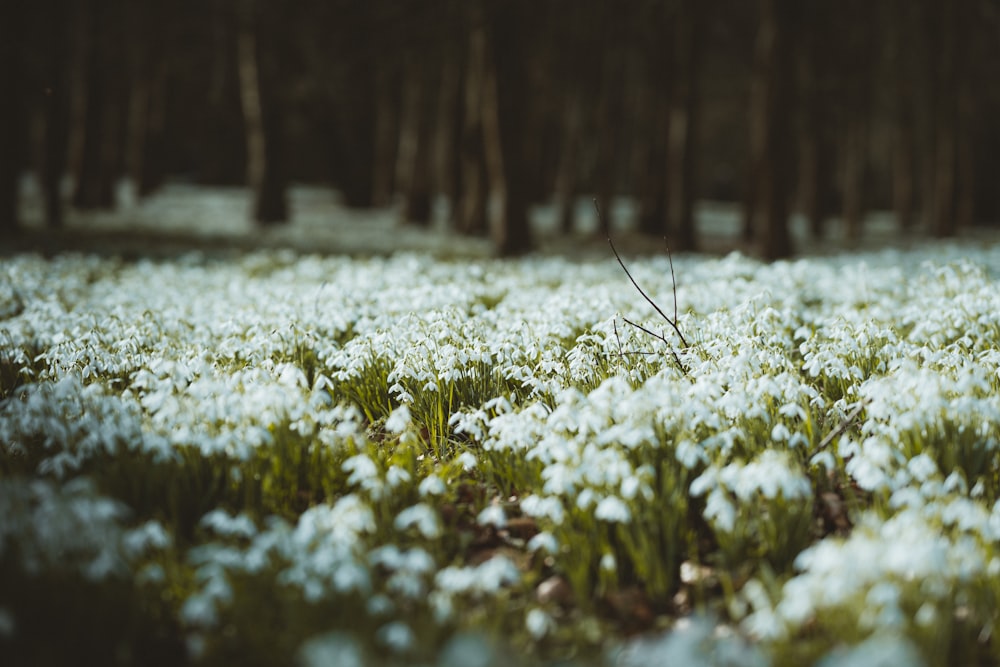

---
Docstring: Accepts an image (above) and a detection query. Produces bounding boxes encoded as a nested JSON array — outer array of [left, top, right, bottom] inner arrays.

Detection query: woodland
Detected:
[[2, 0, 1000, 257]]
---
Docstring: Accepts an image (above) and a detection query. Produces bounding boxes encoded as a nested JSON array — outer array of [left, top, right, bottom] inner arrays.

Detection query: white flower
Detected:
[[199, 510, 257, 540], [526, 608, 554, 639], [456, 451, 477, 470], [520, 494, 566, 524], [595, 496, 632, 523], [418, 474, 447, 497], [527, 532, 559, 554], [376, 621, 415, 653], [394, 503, 442, 539], [814, 634, 925, 667], [298, 632, 366, 667], [476, 503, 508, 528], [384, 405, 411, 434], [343, 454, 378, 486]]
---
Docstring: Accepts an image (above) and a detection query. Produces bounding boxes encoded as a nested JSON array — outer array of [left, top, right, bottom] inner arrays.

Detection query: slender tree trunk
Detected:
[[0, 0, 26, 239], [483, 0, 531, 256], [666, 0, 703, 252], [434, 52, 463, 213], [952, 1, 974, 233], [841, 117, 867, 243], [122, 4, 167, 200], [750, 0, 797, 260], [71, 0, 120, 211], [888, 0, 916, 232], [928, 0, 958, 238], [955, 77, 975, 232], [636, 35, 670, 239], [796, 0, 834, 240], [594, 42, 623, 237], [236, 0, 287, 224], [37, 0, 72, 229], [201, 0, 244, 185], [839, 0, 871, 244], [455, 2, 489, 237], [396, 58, 434, 225], [372, 61, 399, 207], [139, 59, 168, 196], [554, 85, 584, 235]]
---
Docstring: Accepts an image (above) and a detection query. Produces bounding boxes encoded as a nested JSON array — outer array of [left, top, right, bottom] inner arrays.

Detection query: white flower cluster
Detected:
[[3, 240, 1000, 663], [0, 476, 168, 581]]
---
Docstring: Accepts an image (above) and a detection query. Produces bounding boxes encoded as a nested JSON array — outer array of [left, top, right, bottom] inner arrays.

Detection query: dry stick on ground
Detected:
[[599, 200, 688, 374]]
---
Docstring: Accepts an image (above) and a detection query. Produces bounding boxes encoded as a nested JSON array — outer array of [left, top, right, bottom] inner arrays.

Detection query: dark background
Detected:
[[2, 0, 999, 258]]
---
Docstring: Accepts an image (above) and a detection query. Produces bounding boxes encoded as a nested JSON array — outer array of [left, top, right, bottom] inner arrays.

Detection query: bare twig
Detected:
[[614, 318, 624, 358], [665, 237, 680, 331], [600, 200, 689, 374], [607, 233, 689, 347], [808, 397, 872, 459]]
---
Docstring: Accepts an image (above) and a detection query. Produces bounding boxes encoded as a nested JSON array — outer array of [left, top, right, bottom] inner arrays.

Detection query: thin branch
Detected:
[[598, 199, 689, 374], [621, 316, 668, 344], [612, 317, 624, 373], [622, 317, 686, 372], [808, 397, 873, 459], [665, 237, 680, 333], [599, 350, 662, 358], [599, 201, 688, 348], [608, 236, 687, 344]]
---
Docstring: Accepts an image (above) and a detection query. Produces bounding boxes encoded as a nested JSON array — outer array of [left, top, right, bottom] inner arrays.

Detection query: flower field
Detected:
[[3, 243, 1000, 666]]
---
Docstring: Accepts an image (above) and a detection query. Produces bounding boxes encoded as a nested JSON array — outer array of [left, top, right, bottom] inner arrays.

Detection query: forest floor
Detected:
[[7, 178, 1000, 261]]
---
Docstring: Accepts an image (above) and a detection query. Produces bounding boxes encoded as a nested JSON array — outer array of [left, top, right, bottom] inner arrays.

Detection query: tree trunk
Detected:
[[0, 0, 26, 239], [34, 0, 72, 229], [928, 0, 959, 238], [554, 86, 584, 235], [594, 39, 623, 237], [71, 0, 121, 211], [454, 2, 489, 237], [796, 0, 834, 240], [750, 0, 797, 260], [888, 0, 916, 232], [372, 61, 399, 207], [483, 0, 531, 256], [665, 0, 704, 252], [236, 0, 287, 225], [396, 58, 434, 225], [841, 117, 867, 243], [839, 0, 871, 244], [636, 42, 670, 239], [433, 52, 463, 214]]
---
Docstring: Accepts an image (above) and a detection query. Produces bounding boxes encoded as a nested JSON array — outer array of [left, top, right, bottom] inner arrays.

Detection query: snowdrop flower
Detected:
[[298, 632, 366, 667], [394, 503, 442, 539], [527, 532, 559, 554], [476, 503, 508, 528], [595, 496, 632, 523], [618, 614, 768, 667], [384, 405, 412, 434], [526, 608, 555, 639], [122, 520, 172, 557], [521, 495, 565, 524], [435, 556, 520, 595], [385, 465, 411, 489], [418, 474, 447, 497], [199, 510, 257, 540], [600, 552, 617, 572], [343, 454, 381, 492], [814, 634, 925, 667], [455, 451, 477, 470]]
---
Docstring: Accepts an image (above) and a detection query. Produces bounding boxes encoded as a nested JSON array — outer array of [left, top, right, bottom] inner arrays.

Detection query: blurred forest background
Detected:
[[2, 0, 1000, 258]]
